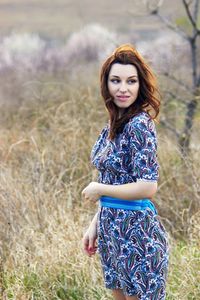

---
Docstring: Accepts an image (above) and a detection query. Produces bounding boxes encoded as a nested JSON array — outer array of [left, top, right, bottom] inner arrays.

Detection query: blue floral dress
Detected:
[[90, 111, 169, 299]]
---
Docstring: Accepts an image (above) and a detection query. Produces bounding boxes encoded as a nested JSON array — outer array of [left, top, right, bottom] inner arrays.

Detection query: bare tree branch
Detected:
[[194, 0, 199, 21], [162, 90, 191, 105], [143, 0, 200, 155], [159, 118, 181, 138], [179, 97, 198, 151], [189, 38, 198, 88], [157, 13, 190, 40], [187, 0, 194, 5], [162, 71, 192, 92], [144, 0, 164, 13], [144, 0, 190, 40], [197, 74, 200, 86], [182, 0, 200, 33]]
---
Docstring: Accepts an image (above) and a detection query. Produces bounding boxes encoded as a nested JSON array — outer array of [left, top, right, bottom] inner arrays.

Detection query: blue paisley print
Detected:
[[97, 208, 169, 299], [90, 112, 169, 299], [90, 111, 159, 185]]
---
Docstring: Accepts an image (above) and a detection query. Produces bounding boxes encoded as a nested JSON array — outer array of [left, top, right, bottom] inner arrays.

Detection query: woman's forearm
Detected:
[[97, 180, 157, 200], [89, 211, 98, 228]]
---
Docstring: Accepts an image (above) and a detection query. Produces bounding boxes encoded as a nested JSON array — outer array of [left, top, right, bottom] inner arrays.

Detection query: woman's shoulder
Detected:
[[123, 112, 157, 143], [123, 112, 158, 150], [127, 111, 155, 130]]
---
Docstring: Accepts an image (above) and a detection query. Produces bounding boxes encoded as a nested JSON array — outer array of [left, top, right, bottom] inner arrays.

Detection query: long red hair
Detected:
[[100, 44, 161, 140]]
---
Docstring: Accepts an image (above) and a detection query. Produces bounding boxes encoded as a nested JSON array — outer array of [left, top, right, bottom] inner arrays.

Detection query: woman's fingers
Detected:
[[82, 235, 90, 253], [88, 236, 95, 249], [87, 244, 97, 256], [88, 236, 97, 256], [82, 232, 97, 256]]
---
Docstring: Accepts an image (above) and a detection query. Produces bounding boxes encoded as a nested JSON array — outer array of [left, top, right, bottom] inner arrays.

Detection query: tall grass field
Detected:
[[0, 73, 199, 299], [0, 2, 200, 297]]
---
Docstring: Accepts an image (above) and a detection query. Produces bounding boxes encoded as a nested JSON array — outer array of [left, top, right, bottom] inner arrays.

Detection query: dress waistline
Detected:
[[99, 195, 158, 214]]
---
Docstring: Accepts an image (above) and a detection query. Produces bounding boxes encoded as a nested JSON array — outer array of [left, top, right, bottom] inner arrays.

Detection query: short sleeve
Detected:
[[127, 113, 159, 182]]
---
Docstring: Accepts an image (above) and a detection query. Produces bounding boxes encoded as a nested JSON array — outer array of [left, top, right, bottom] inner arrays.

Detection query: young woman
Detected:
[[82, 44, 169, 300]]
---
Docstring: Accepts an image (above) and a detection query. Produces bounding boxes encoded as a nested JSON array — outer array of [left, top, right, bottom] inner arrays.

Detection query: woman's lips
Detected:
[[116, 95, 130, 102]]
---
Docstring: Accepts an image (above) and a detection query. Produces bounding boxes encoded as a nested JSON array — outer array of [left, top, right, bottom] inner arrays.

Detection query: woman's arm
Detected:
[[96, 180, 157, 200], [89, 211, 98, 226], [82, 211, 98, 256], [82, 115, 159, 202]]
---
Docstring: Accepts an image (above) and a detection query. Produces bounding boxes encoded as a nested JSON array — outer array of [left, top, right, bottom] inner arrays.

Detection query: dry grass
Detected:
[[0, 76, 199, 299]]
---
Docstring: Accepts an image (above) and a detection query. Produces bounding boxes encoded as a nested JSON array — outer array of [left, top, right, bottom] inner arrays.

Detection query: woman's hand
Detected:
[[82, 221, 98, 257], [81, 181, 101, 202]]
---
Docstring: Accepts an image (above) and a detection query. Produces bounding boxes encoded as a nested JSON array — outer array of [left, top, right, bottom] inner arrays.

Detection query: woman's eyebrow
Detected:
[[110, 75, 138, 78]]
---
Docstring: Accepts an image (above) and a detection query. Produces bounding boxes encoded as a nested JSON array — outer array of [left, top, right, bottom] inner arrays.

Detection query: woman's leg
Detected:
[[112, 290, 139, 300], [112, 289, 126, 300]]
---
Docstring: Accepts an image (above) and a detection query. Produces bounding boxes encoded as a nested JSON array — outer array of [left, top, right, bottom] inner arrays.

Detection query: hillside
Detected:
[[0, 0, 185, 40]]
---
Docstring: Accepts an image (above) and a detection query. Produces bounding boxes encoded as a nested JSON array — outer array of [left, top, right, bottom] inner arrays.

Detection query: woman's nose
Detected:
[[119, 82, 127, 92]]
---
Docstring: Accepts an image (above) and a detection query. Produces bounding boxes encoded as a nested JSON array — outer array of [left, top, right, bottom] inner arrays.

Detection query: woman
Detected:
[[82, 44, 169, 300]]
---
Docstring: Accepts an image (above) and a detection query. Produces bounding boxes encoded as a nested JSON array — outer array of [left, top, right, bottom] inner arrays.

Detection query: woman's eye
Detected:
[[128, 80, 137, 84], [110, 79, 137, 84], [110, 79, 120, 83]]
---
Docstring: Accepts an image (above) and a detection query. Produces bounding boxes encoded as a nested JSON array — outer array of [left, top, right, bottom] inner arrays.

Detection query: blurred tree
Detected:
[[145, 0, 200, 155]]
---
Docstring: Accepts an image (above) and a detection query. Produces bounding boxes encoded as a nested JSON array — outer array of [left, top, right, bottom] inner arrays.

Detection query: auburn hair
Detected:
[[100, 44, 161, 140]]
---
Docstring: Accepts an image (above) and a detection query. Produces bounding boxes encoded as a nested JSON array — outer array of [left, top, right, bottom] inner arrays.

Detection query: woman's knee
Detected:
[[112, 289, 139, 300]]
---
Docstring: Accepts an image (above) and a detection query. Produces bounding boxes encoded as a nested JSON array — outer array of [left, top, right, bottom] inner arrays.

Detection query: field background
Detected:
[[0, 1, 200, 299], [0, 0, 184, 39]]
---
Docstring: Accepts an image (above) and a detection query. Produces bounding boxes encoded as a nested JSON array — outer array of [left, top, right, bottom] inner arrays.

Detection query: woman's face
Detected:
[[107, 63, 140, 116]]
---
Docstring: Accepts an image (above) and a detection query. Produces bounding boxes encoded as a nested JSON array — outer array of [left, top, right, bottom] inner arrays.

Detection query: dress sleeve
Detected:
[[127, 114, 159, 182]]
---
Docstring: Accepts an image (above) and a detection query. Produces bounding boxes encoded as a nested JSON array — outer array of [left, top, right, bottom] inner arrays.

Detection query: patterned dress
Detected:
[[90, 111, 169, 299]]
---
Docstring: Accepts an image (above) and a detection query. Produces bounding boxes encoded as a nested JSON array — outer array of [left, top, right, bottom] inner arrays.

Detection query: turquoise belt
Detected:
[[99, 195, 158, 214]]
